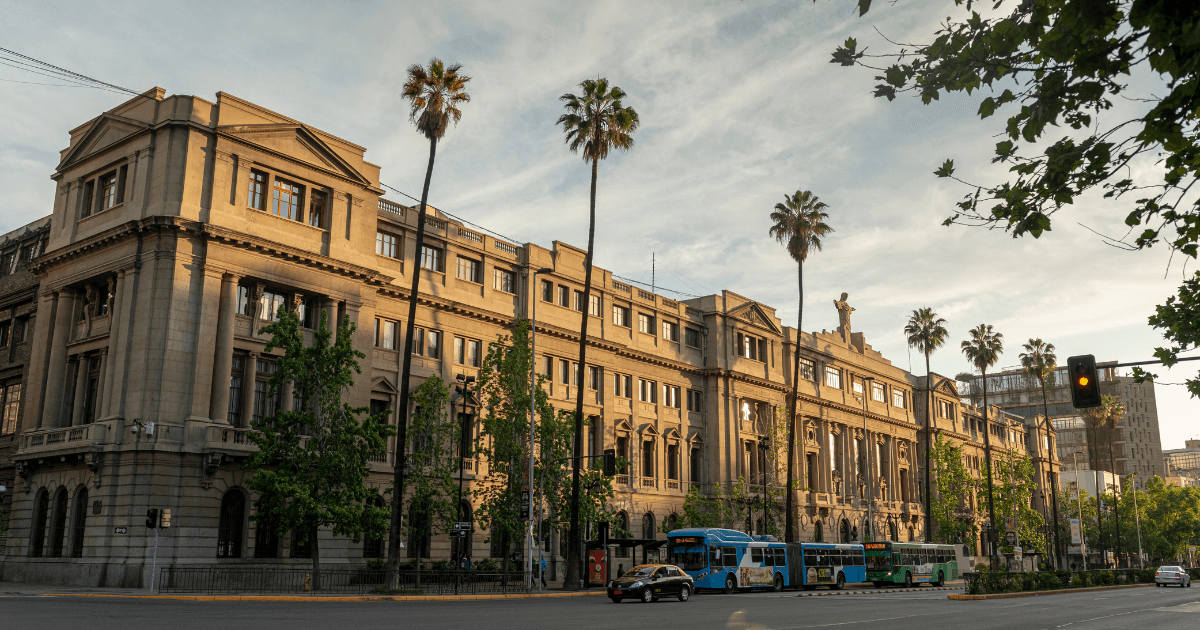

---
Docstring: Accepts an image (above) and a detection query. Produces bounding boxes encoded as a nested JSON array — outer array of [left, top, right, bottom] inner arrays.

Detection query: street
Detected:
[[2, 585, 1198, 630]]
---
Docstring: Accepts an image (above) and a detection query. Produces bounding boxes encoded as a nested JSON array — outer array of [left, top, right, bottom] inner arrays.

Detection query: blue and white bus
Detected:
[[666, 528, 866, 593]]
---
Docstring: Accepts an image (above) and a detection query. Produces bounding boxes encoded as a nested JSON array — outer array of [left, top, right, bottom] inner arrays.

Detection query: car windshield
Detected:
[[623, 566, 657, 578]]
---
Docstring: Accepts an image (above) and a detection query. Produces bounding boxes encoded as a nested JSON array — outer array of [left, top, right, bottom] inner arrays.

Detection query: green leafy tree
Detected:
[[389, 58, 471, 576], [556, 77, 639, 590], [990, 448, 1047, 558], [1056, 483, 1100, 566], [1133, 476, 1200, 562], [833, 0, 1200, 396], [929, 433, 977, 544], [404, 376, 460, 580], [904, 307, 948, 541], [245, 309, 394, 589], [961, 323, 1004, 561], [769, 190, 833, 543], [1019, 338, 1058, 559]]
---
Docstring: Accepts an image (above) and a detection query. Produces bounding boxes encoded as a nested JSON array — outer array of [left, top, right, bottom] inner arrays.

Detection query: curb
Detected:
[[948, 582, 1153, 600], [39, 590, 608, 602], [799, 586, 962, 597]]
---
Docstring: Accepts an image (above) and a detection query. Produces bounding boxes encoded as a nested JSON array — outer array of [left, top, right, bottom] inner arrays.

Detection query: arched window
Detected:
[[664, 513, 678, 533], [839, 519, 850, 544], [70, 486, 89, 558], [615, 512, 630, 558], [813, 521, 823, 543], [217, 490, 245, 558], [449, 500, 472, 563], [363, 495, 387, 559], [641, 513, 655, 540], [254, 512, 280, 558], [49, 487, 69, 557], [907, 526, 914, 542], [755, 518, 764, 536], [30, 489, 49, 558]]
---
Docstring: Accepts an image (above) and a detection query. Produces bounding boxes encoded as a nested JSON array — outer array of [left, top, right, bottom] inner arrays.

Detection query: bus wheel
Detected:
[[773, 574, 784, 592], [724, 574, 737, 594], [935, 571, 944, 587], [904, 572, 913, 588], [871, 581, 883, 588], [832, 573, 845, 590]]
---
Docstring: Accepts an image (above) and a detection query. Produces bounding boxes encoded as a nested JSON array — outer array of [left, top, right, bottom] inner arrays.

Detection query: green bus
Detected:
[[864, 542, 958, 587]]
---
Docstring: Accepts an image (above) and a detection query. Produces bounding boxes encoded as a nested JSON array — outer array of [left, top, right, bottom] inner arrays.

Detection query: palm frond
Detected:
[[402, 57, 472, 141]]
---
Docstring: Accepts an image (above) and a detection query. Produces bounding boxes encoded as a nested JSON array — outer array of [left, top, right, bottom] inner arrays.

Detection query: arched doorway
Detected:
[[840, 519, 850, 543], [217, 489, 245, 558], [362, 495, 386, 559], [70, 486, 89, 558], [30, 489, 49, 558], [48, 487, 69, 557], [813, 521, 823, 543]]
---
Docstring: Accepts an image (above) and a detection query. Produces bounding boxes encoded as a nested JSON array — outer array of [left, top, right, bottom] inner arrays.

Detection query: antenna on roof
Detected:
[[652, 253, 656, 300]]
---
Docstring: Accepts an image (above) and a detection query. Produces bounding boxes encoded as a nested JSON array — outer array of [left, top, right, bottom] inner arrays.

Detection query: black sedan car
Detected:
[[608, 564, 694, 603]]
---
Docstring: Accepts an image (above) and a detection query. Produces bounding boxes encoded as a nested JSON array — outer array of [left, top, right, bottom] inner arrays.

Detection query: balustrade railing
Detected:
[[493, 240, 518, 255]]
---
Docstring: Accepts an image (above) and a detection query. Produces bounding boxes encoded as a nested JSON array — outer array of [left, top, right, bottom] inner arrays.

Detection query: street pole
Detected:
[[757, 438, 771, 536], [1073, 451, 1087, 572], [861, 377, 875, 542], [528, 267, 552, 591], [454, 374, 474, 570]]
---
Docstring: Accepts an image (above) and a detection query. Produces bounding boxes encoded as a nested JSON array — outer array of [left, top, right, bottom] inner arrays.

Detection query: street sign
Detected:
[[1069, 518, 1081, 545], [453, 521, 470, 531], [1004, 516, 1016, 533], [1014, 547, 1023, 563], [520, 491, 530, 521], [114, 527, 127, 534]]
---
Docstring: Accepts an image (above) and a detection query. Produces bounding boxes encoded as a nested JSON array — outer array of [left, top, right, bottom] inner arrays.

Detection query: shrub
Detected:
[[1036, 572, 1062, 591], [1071, 572, 1091, 588], [431, 560, 451, 571], [475, 558, 500, 571], [365, 559, 386, 571], [1093, 570, 1114, 586]]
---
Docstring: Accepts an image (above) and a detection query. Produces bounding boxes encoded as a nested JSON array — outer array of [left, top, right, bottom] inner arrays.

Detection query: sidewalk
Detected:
[[0, 581, 606, 602]]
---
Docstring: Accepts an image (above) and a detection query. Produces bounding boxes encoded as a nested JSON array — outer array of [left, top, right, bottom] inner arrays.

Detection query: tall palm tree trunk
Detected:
[[1041, 378, 1062, 568], [981, 371, 998, 565], [387, 136, 438, 580], [784, 260, 803, 543], [924, 352, 933, 542], [565, 157, 599, 590]]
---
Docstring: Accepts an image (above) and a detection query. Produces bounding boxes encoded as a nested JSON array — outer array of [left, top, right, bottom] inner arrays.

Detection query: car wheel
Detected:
[[641, 589, 654, 603], [1155, 583, 1162, 587], [679, 585, 690, 602], [724, 574, 737, 594], [904, 572, 913, 588], [832, 573, 845, 591], [935, 571, 945, 587], [773, 574, 784, 592], [610, 597, 622, 603]]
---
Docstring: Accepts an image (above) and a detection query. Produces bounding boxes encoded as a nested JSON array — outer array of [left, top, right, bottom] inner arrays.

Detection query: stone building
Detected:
[[0, 89, 1058, 586]]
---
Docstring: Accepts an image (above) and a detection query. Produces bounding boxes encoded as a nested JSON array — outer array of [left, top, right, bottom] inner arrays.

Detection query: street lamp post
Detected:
[[757, 438, 771, 536], [1072, 451, 1087, 572], [860, 377, 875, 542], [528, 267, 553, 591], [454, 374, 475, 570], [1130, 473, 1145, 569]]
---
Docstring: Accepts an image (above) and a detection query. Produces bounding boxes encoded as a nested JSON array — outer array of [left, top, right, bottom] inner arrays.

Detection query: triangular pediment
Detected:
[[728, 301, 780, 334], [59, 114, 151, 171], [935, 379, 959, 396], [371, 376, 398, 394], [219, 123, 372, 186]]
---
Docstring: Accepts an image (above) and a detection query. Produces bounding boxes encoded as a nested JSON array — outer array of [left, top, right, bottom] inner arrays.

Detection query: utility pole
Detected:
[[1073, 451, 1087, 572]]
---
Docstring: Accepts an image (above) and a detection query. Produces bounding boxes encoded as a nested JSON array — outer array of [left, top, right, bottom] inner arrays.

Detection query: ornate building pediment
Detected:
[[727, 302, 780, 335], [58, 113, 152, 171], [220, 123, 375, 188]]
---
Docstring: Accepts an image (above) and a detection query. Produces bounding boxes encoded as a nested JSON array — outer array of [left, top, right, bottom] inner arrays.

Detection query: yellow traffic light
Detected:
[[1077, 376, 1089, 387]]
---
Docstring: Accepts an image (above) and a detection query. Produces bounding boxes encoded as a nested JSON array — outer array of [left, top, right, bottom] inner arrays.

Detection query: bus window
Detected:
[[722, 547, 738, 568], [774, 549, 786, 567], [764, 549, 775, 566], [893, 552, 900, 566], [751, 548, 763, 563], [710, 546, 722, 569], [804, 550, 817, 568], [854, 550, 864, 566]]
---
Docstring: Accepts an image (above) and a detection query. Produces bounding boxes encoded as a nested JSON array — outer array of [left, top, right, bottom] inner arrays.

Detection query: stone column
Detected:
[[99, 272, 124, 419], [208, 273, 240, 424], [322, 298, 338, 332], [240, 352, 258, 427], [70, 357, 89, 427], [41, 288, 77, 428], [189, 267, 227, 421], [282, 382, 295, 416], [94, 348, 108, 423]]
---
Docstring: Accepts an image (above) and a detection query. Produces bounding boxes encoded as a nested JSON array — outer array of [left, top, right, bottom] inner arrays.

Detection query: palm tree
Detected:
[[904, 308, 948, 542], [1019, 338, 1057, 563], [961, 324, 1004, 565], [557, 78, 638, 589], [768, 190, 832, 543], [387, 58, 471, 578], [1083, 394, 1126, 566]]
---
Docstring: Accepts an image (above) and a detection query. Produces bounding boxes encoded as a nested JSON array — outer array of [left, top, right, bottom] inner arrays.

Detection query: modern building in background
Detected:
[[1164, 439, 1200, 482], [959, 362, 1166, 490], [0, 89, 1059, 586]]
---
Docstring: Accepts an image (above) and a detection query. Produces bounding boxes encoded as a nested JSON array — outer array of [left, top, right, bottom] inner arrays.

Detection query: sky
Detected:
[[1, 0, 1197, 448]]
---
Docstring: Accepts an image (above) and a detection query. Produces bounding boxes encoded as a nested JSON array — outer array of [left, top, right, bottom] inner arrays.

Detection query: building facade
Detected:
[[1164, 439, 1200, 481], [0, 89, 1059, 586]]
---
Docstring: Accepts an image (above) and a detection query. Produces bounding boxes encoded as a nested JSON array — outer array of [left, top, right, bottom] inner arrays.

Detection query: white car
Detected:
[[1154, 566, 1192, 587]]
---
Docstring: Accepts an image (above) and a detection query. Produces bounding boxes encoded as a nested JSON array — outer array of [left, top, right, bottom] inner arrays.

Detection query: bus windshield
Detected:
[[866, 554, 891, 571], [668, 543, 708, 571]]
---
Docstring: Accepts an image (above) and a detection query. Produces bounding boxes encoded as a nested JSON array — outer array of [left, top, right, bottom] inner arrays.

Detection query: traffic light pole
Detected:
[[150, 522, 159, 594]]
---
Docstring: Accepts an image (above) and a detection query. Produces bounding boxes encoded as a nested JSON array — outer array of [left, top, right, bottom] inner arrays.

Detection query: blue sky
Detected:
[[2, 0, 1197, 448]]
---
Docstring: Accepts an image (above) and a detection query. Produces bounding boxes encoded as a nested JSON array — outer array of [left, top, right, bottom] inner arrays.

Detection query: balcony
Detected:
[[666, 480, 680, 491], [20, 423, 108, 457], [204, 425, 258, 455], [640, 478, 656, 489], [615, 474, 631, 487]]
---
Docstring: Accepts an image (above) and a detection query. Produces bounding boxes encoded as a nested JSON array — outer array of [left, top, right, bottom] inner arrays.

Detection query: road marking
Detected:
[[1154, 602, 1200, 613]]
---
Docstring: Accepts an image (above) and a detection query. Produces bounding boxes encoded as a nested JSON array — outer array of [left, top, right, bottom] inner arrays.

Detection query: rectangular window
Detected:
[[639, 379, 658, 403], [457, 257, 481, 283], [589, 293, 601, 317], [638, 313, 653, 334], [825, 366, 841, 388], [573, 290, 584, 312], [663, 385, 680, 408], [12, 317, 25, 343], [613, 305, 631, 327], [892, 388, 907, 408], [426, 331, 441, 359], [685, 327, 700, 348], [97, 171, 119, 212], [541, 279, 553, 302], [852, 379, 864, 395], [258, 290, 287, 322], [272, 177, 303, 221], [938, 400, 956, 420], [467, 339, 481, 368], [454, 337, 465, 364], [560, 359, 571, 385], [588, 366, 600, 390], [0, 322, 9, 347], [228, 355, 245, 425], [557, 285, 570, 307], [81, 180, 95, 218], [687, 389, 703, 412], [454, 337, 481, 367], [872, 382, 886, 403], [0, 381, 21, 435], [374, 318, 397, 350], [493, 268, 515, 293], [376, 231, 400, 258], [614, 374, 632, 398], [248, 170, 268, 210], [411, 328, 425, 355], [420, 245, 444, 272], [662, 321, 679, 342], [798, 358, 815, 381], [736, 332, 762, 361], [308, 190, 327, 228]]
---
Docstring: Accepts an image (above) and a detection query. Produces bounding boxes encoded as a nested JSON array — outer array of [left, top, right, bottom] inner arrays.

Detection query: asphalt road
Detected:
[[2, 585, 1198, 630]]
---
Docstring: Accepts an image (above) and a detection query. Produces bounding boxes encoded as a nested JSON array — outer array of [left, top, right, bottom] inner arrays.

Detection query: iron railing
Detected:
[[157, 566, 533, 595]]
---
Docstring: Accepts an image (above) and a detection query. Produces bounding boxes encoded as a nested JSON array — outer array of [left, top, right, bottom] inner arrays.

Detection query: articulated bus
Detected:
[[665, 528, 866, 593], [864, 541, 958, 587]]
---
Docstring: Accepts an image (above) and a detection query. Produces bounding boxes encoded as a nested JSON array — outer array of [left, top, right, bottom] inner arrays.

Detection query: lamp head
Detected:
[[536, 267, 554, 275]]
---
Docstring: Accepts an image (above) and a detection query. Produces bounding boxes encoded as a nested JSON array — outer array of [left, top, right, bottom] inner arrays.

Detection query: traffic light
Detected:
[[1067, 354, 1102, 408], [603, 449, 616, 476], [146, 508, 160, 529]]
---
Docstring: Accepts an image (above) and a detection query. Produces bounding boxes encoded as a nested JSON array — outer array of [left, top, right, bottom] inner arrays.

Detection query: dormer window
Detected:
[[272, 177, 303, 221], [81, 165, 127, 219]]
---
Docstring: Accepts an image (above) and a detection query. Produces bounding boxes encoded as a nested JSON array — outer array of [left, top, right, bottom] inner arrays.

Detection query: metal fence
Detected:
[[157, 566, 533, 595]]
